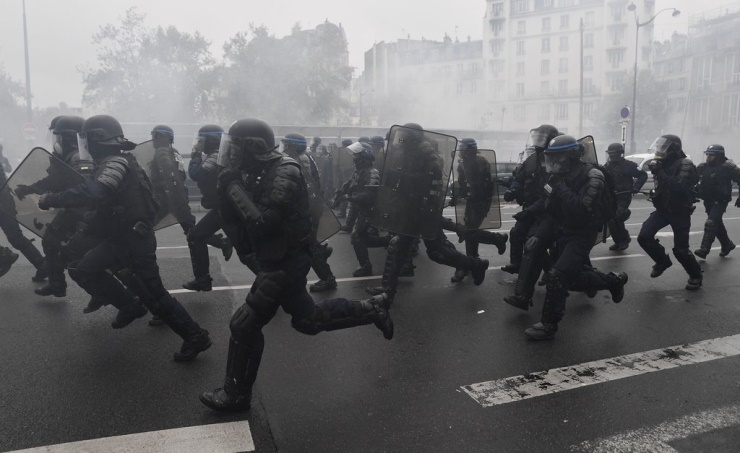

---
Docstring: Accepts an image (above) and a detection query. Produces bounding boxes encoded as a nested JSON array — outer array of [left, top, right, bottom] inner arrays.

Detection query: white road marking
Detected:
[[7, 420, 254, 453], [461, 333, 740, 408], [571, 404, 740, 453]]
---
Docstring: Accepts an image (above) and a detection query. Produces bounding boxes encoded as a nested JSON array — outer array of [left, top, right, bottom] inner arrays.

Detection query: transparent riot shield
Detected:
[[333, 143, 355, 198], [130, 140, 180, 230], [371, 125, 457, 240], [370, 142, 387, 178], [579, 135, 598, 165], [451, 149, 502, 231], [0, 147, 86, 238], [284, 151, 341, 243]]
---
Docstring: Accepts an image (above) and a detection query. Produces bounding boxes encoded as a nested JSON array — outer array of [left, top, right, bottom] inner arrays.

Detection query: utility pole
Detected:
[[22, 0, 33, 122]]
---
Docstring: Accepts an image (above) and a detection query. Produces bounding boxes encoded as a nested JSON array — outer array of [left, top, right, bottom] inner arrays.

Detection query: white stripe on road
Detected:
[[7, 421, 254, 453], [571, 404, 740, 453], [461, 334, 740, 408]]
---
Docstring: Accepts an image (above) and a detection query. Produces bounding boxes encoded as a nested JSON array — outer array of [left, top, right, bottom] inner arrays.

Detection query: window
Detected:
[[490, 60, 504, 75], [542, 38, 551, 52], [608, 74, 623, 91], [541, 59, 550, 75], [491, 21, 504, 36], [610, 5, 623, 22], [517, 40, 526, 55], [559, 58, 568, 73], [584, 11, 595, 27], [491, 2, 503, 17], [471, 80, 478, 94], [584, 33, 594, 48], [608, 49, 624, 68], [542, 17, 551, 31], [518, 21, 526, 35], [539, 103, 551, 121], [514, 105, 526, 121], [540, 81, 550, 95], [584, 78, 593, 94], [517, 62, 526, 76], [471, 62, 480, 77], [558, 79, 568, 94], [516, 82, 525, 97], [584, 102, 594, 117], [556, 103, 569, 119], [559, 36, 569, 51], [512, 0, 528, 13], [490, 40, 504, 56], [583, 55, 593, 71], [560, 15, 570, 29]]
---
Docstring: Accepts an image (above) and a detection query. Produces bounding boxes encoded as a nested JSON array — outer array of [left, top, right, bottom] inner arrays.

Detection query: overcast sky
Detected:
[[0, 0, 735, 108]]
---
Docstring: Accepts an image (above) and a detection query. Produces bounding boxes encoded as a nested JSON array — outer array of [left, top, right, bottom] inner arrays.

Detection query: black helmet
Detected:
[[370, 135, 384, 144], [705, 144, 725, 155], [341, 138, 353, 147], [52, 115, 85, 156], [48, 115, 64, 131], [79, 115, 135, 160], [218, 118, 278, 170], [151, 125, 174, 144], [459, 138, 477, 150], [396, 123, 425, 148], [606, 142, 625, 162], [530, 124, 560, 150], [358, 136, 370, 144], [195, 124, 224, 154], [649, 134, 683, 161], [281, 132, 308, 154], [544, 134, 580, 174], [313, 136, 321, 145]]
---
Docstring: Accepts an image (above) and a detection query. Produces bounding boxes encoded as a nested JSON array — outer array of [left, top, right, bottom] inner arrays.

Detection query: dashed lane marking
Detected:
[[570, 404, 740, 452], [461, 334, 740, 408], [7, 420, 254, 453]]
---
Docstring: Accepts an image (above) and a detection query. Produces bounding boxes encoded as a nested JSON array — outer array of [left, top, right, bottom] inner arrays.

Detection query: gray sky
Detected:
[[0, 0, 734, 108]]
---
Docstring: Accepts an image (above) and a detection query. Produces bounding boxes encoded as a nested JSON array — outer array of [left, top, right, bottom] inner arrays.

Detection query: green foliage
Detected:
[[0, 67, 26, 156]]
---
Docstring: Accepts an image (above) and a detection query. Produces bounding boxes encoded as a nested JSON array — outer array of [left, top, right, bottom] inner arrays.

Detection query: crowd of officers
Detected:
[[1, 115, 739, 414]]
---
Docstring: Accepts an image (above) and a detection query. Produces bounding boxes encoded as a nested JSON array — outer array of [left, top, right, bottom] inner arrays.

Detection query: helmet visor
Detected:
[[217, 134, 243, 169], [544, 153, 571, 174], [530, 130, 551, 149], [648, 137, 675, 160], [51, 133, 65, 156], [77, 133, 93, 161], [607, 151, 623, 162]]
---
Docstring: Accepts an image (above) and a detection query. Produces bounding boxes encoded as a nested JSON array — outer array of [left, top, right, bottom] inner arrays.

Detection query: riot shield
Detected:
[[0, 147, 86, 238], [579, 135, 598, 165], [371, 125, 457, 240], [451, 149, 502, 231], [370, 141, 387, 178], [130, 140, 180, 230], [284, 151, 341, 243], [333, 143, 355, 198]]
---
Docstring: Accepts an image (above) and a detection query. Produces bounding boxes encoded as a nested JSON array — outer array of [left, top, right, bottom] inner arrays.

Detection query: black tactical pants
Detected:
[[69, 229, 199, 338], [512, 215, 558, 301], [41, 208, 86, 286], [187, 209, 240, 280], [226, 249, 387, 396], [0, 209, 45, 270], [351, 213, 391, 266], [542, 230, 613, 325], [609, 194, 633, 245], [637, 209, 701, 278], [463, 200, 491, 257], [508, 213, 537, 266], [700, 200, 731, 250]]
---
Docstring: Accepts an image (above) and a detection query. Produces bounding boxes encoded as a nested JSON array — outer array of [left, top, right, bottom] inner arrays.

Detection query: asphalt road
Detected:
[[3, 197, 740, 452]]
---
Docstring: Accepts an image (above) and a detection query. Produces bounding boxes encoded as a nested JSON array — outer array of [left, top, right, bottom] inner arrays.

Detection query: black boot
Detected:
[[720, 242, 736, 257], [0, 249, 19, 278], [525, 271, 566, 340], [504, 294, 532, 311], [606, 272, 628, 303], [200, 335, 263, 412], [353, 263, 373, 277], [174, 327, 213, 361], [471, 258, 489, 286], [83, 296, 106, 314], [695, 221, 717, 259], [221, 237, 234, 261], [309, 276, 337, 292], [34, 282, 67, 297], [673, 248, 702, 291], [501, 263, 520, 274], [19, 242, 47, 282], [524, 322, 558, 340], [450, 268, 468, 282], [111, 300, 148, 329], [182, 276, 213, 292], [650, 257, 673, 278], [609, 238, 631, 251]]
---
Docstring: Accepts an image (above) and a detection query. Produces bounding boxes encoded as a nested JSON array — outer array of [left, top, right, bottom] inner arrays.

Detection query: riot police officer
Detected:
[[281, 132, 337, 292], [502, 124, 560, 274], [15, 115, 94, 297], [694, 144, 740, 258], [637, 134, 702, 290], [0, 143, 12, 174], [150, 125, 197, 232], [182, 124, 237, 292], [449, 138, 508, 282], [334, 138, 355, 222], [199, 118, 393, 413], [524, 135, 628, 340], [38, 115, 212, 361], [604, 143, 647, 251], [343, 142, 391, 277]]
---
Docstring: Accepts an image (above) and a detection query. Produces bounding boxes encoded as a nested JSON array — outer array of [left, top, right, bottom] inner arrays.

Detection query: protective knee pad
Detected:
[[229, 302, 265, 341], [672, 247, 692, 259], [387, 236, 401, 256], [523, 236, 542, 255], [248, 271, 287, 312], [544, 269, 568, 294], [704, 219, 716, 230], [637, 233, 657, 248], [350, 231, 361, 246]]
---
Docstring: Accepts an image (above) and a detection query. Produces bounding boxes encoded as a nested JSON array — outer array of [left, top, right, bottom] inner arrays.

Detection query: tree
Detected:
[[593, 70, 670, 152], [0, 66, 26, 160], [81, 8, 216, 123], [217, 22, 352, 125]]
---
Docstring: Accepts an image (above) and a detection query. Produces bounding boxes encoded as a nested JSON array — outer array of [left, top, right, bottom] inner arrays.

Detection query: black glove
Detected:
[[217, 168, 243, 191], [648, 160, 662, 174], [38, 193, 59, 210], [503, 190, 515, 202], [190, 149, 202, 160], [512, 210, 532, 222], [735, 197, 740, 208], [547, 174, 564, 185], [14, 184, 34, 200]]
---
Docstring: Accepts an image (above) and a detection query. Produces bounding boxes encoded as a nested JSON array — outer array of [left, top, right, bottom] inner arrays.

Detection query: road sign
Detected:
[[620, 106, 631, 119], [22, 122, 36, 141]]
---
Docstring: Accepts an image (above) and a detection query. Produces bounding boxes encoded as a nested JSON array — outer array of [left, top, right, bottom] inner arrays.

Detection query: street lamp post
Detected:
[[627, 2, 680, 154]]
